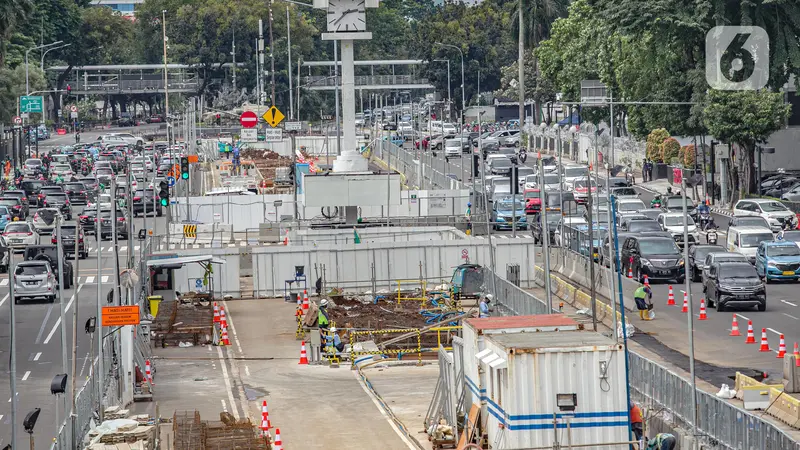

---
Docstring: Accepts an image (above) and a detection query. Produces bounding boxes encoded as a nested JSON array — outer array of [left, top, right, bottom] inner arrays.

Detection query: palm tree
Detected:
[[512, 0, 570, 47], [0, 0, 33, 65]]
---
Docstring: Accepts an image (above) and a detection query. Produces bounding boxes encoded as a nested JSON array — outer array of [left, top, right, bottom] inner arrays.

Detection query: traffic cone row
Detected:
[[260, 400, 271, 434], [667, 285, 675, 306], [698, 298, 707, 320], [213, 302, 220, 323], [759, 328, 771, 352], [302, 290, 309, 311], [729, 314, 740, 336], [681, 292, 688, 313], [299, 340, 309, 365], [734, 317, 799, 361], [220, 306, 231, 346]]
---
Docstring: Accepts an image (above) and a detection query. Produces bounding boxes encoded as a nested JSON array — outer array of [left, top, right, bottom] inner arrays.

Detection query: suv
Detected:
[[42, 192, 71, 220], [13, 261, 57, 303], [702, 252, 749, 285], [63, 182, 89, 205], [728, 216, 771, 230], [621, 235, 685, 283], [20, 179, 46, 207], [688, 245, 726, 281], [0, 197, 26, 220], [51, 223, 88, 259], [97, 208, 129, 240], [733, 199, 796, 232], [704, 262, 766, 311], [132, 189, 162, 217], [755, 241, 800, 283], [23, 245, 74, 289], [2, 190, 30, 217]]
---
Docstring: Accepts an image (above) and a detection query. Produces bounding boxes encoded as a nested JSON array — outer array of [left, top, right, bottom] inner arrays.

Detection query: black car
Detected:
[[20, 180, 46, 207], [0, 197, 26, 220], [78, 207, 97, 234], [22, 245, 74, 289], [2, 190, 30, 216], [600, 232, 634, 268], [132, 189, 162, 217], [51, 223, 88, 259], [63, 182, 89, 205], [79, 177, 99, 191], [663, 195, 698, 221], [621, 218, 661, 233], [621, 235, 685, 283], [607, 176, 631, 188], [688, 245, 726, 281], [42, 193, 72, 220], [97, 208, 129, 240], [704, 262, 766, 311]]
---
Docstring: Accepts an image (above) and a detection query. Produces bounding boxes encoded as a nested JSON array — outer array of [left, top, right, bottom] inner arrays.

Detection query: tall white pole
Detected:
[[56, 216, 69, 442], [96, 185, 104, 423], [287, 7, 294, 120], [333, 41, 341, 156], [682, 176, 699, 433], [162, 10, 170, 146], [9, 248, 18, 449]]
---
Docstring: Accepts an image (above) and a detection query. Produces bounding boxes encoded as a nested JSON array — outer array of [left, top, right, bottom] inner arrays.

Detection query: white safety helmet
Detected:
[[485, 294, 493, 303], [320, 299, 329, 307], [330, 327, 337, 332]]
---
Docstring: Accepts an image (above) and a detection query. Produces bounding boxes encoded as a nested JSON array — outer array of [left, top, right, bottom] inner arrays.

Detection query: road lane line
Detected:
[[783, 313, 800, 320], [0, 279, 7, 286], [736, 313, 751, 322], [0, 293, 8, 308], [767, 327, 782, 336], [221, 399, 228, 412], [21, 371, 30, 381], [43, 289, 79, 345], [101, 276, 109, 283], [34, 352, 41, 361], [223, 301, 244, 355], [35, 304, 55, 344], [85, 276, 94, 284], [781, 300, 798, 307], [215, 346, 239, 420]]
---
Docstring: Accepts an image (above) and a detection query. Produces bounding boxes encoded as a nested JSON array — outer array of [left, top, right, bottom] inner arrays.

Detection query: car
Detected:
[[496, 147, 518, 164], [2, 190, 29, 216], [488, 157, 513, 176], [442, 123, 457, 135], [132, 189, 162, 217], [621, 235, 685, 283], [23, 245, 73, 288], [501, 133, 520, 147], [687, 245, 726, 281], [554, 216, 589, 247], [78, 207, 98, 235], [2, 221, 39, 250], [616, 198, 647, 217], [132, 156, 154, 171], [562, 165, 590, 190], [657, 212, 700, 247], [704, 262, 766, 311], [622, 218, 662, 233], [610, 187, 638, 199], [535, 173, 561, 191], [156, 162, 172, 177], [662, 195, 698, 221], [32, 208, 62, 234], [79, 177, 99, 192], [23, 158, 43, 177], [0, 206, 12, 231], [444, 139, 462, 157], [726, 226, 775, 263], [13, 261, 57, 303], [777, 230, 800, 247], [728, 216, 771, 230], [733, 199, 797, 232], [96, 169, 114, 186], [523, 188, 542, 214], [63, 182, 89, 205], [491, 195, 527, 230], [20, 179, 47, 207], [701, 252, 749, 285], [110, 132, 144, 147], [573, 178, 599, 204], [397, 121, 413, 138], [51, 223, 88, 259], [515, 167, 535, 188], [42, 192, 71, 219], [530, 208, 561, 245], [0, 197, 26, 220], [50, 163, 75, 179], [482, 129, 519, 147], [490, 181, 511, 203], [761, 177, 799, 197], [146, 115, 163, 123], [117, 113, 135, 127], [96, 208, 129, 240], [755, 241, 800, 283], [607, 176, 631, 188]]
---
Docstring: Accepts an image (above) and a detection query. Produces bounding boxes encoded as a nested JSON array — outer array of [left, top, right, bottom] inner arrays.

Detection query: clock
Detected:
[[327, 0, 366, 32]]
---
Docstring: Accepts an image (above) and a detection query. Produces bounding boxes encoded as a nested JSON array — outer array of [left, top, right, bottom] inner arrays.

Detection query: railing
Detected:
[[75, 78, 201, 93], [303, 75, 431, 88], [371, 138, 467, 190]]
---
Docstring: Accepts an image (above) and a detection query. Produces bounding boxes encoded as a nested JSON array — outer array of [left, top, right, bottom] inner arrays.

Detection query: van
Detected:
[[726, 226, 775, 263]]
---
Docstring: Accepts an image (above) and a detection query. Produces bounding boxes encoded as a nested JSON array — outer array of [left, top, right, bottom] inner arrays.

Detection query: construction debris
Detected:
[[153, 298, 214, 347], [85, 413, 157, 450], [173, 410, 271, 450]]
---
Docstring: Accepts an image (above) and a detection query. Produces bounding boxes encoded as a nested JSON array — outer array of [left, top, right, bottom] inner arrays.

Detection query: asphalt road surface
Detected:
[[0, 124, 166, 448]]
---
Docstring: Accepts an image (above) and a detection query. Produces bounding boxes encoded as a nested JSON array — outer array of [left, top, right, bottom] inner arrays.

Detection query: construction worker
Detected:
[[479, 294, 492, 318], [630, 401, 644, 444], [318, 299, 330, 331], [634, 285, 653, 321], [646, 433, 676, 450], [465, 202, 472, 235], [330, 327, 345, 352]]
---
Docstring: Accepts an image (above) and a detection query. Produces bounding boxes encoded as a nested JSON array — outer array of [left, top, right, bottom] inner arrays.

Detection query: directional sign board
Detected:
[[20, 96, 44, 114], [262, 106, 285, 128], [264, 128, 283, 142], [102, 305, 140, 326], [240, 128, 258, 143], [167, 176, 176, 187], [284, 121, 302, 131], [240, 110, 258, 128]]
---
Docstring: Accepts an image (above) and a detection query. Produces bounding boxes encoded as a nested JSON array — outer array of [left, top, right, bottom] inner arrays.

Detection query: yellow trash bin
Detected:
[[148, 295, 163, 318]]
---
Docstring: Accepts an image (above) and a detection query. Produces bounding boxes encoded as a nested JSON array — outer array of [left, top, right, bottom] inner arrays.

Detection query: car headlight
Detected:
[[641, 258, 652, 267], [678, 258, 685, 266], [768, 261, 777, 267], [496, 217, 507, 222]]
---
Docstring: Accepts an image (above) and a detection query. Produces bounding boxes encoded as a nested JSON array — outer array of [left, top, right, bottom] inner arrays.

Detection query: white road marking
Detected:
[[221, 399, 228, 412], [101, 276, 109, 283], [0, 415, 3, 422], [43, 287, 81, 345], [85, 276, 95, 284], [215, 346, 239, 420], [736, 313, 751, 322], [767, 327, 782, 337], [0, 293, 8, 308], [781, 300, 798, 307], [783, 313, 800, 320], [354, 371, 418, 450], [245, 365, 251, 377], [33, 352, 41, 361], [223, 301, 244, 355], [134, 246, 140, 251], [0, 279, 7, 286], [21, 371, 30, 381]]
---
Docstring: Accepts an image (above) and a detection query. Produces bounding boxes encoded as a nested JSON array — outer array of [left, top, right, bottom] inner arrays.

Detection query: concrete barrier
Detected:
[[767, 389, 800, 428]]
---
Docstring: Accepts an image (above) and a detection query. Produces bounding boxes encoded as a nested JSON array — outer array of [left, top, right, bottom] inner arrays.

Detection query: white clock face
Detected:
[[327, 0, 366, 32]]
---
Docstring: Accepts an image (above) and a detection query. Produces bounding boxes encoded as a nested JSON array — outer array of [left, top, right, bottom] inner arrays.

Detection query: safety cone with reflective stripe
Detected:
[[627, 264, 633, 279], [303, 290, 309, 311], [777, 335, 786, 358], [667, 285, 675, 305], [260, 400, 271, 433], [745, 321, 756, 343], [794, 343, 800, 367], [643, 275, 650, 288], [274, 428, 283, 450], [730, 314, 741, 336], [145, 359, 153, 384], [681, 292, 688, 313], [283, 230, 289, 246], [221, 325, 230, 346], [213, 302, 220, 323], [759, 328, 771, 352], [299, 340, 309, 365], [698, 298, 708, 320], [220, 307, 227, 326]]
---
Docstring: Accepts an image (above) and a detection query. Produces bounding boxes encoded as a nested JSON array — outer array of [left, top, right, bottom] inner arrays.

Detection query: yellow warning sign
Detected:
[[262, 106, 285, 128]]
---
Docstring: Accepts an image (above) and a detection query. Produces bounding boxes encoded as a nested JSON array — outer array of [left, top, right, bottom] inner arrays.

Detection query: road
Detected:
[[0, 124, 166, 448], [400, 134, 800, 376]]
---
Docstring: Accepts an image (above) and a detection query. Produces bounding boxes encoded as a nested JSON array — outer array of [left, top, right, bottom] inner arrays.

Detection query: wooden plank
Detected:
[[456, 403, 480, 450]]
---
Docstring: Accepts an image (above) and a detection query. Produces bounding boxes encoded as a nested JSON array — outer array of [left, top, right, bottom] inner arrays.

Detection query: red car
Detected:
[[573, 178, 599, 204], [524, 188, 542, 214]]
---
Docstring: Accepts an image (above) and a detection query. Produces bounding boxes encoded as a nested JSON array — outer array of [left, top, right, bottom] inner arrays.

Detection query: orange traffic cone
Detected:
[[221, 325, 230, 346], [273, 428, 283, 450], [302, 291, 309, 311], [643, 275, 650, 287], [698, 298, 708, 320], [777, 334, 786, 358], [283, 230, 289, 246], [627, 265, 633, 279], [213, 302, 220, 323], [794, 343, 800, 367], [759, 328, 770, 352], [667, 285, 675, 305], [145, 359, 153, 385], [260, 400, 271, 433], [745, 321, 756, 343], [220, 306, 227, 326], [681, 292, 688, 313], [730, 314, 741, 336], [298, 340, 309, 365]]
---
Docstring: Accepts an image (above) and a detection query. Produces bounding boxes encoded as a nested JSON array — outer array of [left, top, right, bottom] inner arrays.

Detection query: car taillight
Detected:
[[51, 236, 57, 244], [118, 218, 125, 222], [27, 232, 32, 236], [13, 205, 20, 209], [133, 196, 141, 201], [38, 194, 44, 198], [34, 213, 39, 220], [79, 237, 84, 243], [80, 215, 88, 220], [2, 232, 7, 236], [22, 197, 27, 202]]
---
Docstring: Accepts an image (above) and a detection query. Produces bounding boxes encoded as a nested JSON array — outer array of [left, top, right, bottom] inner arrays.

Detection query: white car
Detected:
[[23, 158, 43, 177], [32, 208, 62, 235], [2, 222, 39, 250], [733, 199, 797, 232], [444, 139, 462, 157], [133, 156, 154, 171], [51, 163, 75, 179], [616, 198, 647, 217], [657, 212, 700, 244], [554, 216, 589, 247], [88, 194, 113, 210], [397, 121, 413, 138], [442, 123, 458, 135], [101, 133, 143, 147], [562, 165, 590, 190], [482, 130, 519, 147]]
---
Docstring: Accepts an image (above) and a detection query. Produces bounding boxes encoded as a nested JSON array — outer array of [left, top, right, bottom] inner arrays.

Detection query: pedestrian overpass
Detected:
[[301, 59, 434, 91]]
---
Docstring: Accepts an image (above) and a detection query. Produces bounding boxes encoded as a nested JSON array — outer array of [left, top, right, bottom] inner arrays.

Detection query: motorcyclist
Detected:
[[703, 216, 718, 232], [650, 195, 663, 208], [698, 200, 711, 227]]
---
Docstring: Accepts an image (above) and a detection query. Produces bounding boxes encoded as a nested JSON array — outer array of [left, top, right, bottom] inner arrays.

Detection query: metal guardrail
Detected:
[[372, 138, 466, 190], [303, 75, 431, 88]]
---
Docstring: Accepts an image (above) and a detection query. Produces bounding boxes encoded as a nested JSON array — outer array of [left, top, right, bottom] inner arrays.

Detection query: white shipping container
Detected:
[[463, 316, 630, 450]]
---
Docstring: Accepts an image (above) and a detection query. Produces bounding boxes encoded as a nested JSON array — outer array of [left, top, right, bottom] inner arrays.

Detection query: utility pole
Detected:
[[95, 184, 104, 423], [258, 19, 265, 109], [70, 221, 80, 448], [518, 0, 525, 127], [56, 216, 69, 440], [162, 10, 170, 146], [231, 28, 237, 91], [9, 247, 18, 449], [269, 5, 276, 104], [287, 7, 294, 119], [333, 41, 341, 156]]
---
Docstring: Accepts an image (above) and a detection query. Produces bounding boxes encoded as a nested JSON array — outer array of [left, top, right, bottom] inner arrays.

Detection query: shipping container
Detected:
[[462, 315, 629, 450]]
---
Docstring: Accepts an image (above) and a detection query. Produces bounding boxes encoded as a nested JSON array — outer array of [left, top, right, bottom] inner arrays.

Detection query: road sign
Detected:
[[195, 279, 203, 288], [70, 105, 77, 112], [262, 106, 285, 128], [183, 224, 197, 238], [70, 111, 78, 119], [461, 249, 469, 260], [240, 128, 258, 142], [20, 96, 44, 113], [240, 110, 258, 128], [102, 305, 140, 326], [12, 116, 21, 125], [167, 176, 176, 187], [285, 121, 301, 131], [264, 128, 283, 142]]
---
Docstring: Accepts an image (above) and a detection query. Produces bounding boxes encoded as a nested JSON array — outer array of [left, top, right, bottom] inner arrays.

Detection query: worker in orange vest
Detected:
[[630, 401, 644, 445]]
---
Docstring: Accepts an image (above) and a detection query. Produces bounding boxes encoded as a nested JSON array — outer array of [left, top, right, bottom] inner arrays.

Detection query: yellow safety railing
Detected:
[[396, 279, 428, 306], [350, 328, 423, 365], [430, 326, 462, 350]]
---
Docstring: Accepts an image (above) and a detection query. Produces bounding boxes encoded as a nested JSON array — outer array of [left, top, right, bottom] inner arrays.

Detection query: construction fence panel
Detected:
[[150, 246, 243, 298]]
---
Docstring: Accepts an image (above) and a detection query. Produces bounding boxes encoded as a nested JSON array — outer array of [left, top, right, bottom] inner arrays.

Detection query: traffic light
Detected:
[[180, 156, 189, 180], [66, 84, 71, 95], [159, 180, 169, 207], [215, 113, 221, 126]]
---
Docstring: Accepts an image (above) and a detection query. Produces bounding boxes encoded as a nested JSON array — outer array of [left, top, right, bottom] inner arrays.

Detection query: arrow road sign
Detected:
[[262, 106, 285, 128], [240, 111, 258, 128], [20, 96, 44, 114], [167, 176, 176, 187]]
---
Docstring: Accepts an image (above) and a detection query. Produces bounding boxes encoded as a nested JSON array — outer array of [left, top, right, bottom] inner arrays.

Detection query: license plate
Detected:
[[735, 294, 752, 299], [657, 270, 670, 275], [10, 239, 21, 243], [64, 240, 74, 245], [24, 281, 37, 285], [783, 271, 795, 276]]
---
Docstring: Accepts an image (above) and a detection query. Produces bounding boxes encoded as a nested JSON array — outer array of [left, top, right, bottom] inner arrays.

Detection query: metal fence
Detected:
[[371, 138, 466, 190]]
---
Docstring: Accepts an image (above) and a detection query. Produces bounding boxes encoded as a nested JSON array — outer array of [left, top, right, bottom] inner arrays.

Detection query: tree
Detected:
[[645, 128, 669, 162], [660, 137, 680, 164], [703, 89, 791, 200], [0, 0, 33, 65], [0, 64, 45, 122]]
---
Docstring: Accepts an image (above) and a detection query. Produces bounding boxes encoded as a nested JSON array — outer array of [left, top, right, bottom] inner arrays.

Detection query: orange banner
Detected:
[[102, 305, 140, 326]]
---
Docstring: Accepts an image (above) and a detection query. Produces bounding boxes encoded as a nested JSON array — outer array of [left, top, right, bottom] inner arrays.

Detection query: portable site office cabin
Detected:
[[462, 315, 630, 450]]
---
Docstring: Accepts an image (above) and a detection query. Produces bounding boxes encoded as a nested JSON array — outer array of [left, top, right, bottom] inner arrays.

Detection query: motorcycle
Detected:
[[699, 212, 711, 229], [707, 229, 718, 245], [518, 150, 528, 164], [650, 199, 662, 208]]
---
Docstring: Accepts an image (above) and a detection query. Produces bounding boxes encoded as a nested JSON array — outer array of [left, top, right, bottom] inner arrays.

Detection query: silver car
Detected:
[[13, 260, 57, 303], [32, 208, 62, 234], [2, 222, 39, 250]]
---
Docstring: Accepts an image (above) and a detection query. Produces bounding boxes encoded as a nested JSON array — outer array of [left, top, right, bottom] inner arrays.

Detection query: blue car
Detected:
[[755, 241, 800, 282], [0, 206, 12, 230], [491, 195, 527, 230]]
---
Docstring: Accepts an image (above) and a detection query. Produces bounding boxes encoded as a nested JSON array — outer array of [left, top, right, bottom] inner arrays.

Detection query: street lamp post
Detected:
[[435, 43, 465, 119], [433, 59, 451, 121], [26, 41, 63, 95], [41, 43, 71, 71]]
